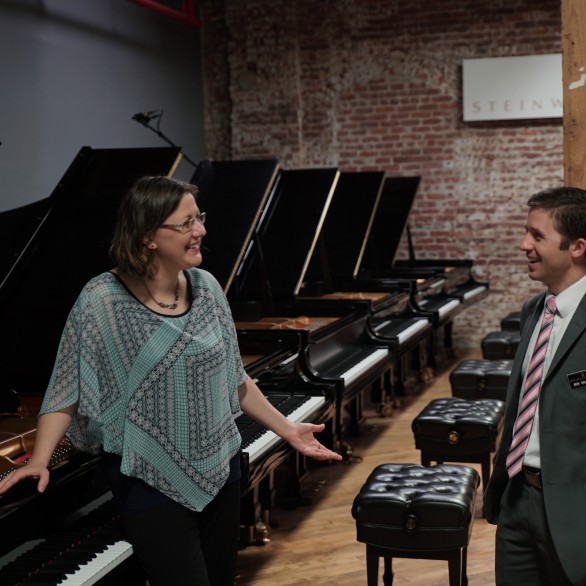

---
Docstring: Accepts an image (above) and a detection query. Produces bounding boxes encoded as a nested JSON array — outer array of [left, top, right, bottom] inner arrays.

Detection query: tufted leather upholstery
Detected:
[[449, 358, 512, 401], [352, 463, 479, 551], [481, 330, 520, 360], [413, 397, 504, 449], [500, 310, 521, 331], [412, 397, 504, 498]]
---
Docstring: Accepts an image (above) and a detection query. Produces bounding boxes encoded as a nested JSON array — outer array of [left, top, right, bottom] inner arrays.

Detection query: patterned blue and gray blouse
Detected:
[[39, 268, 247, 512]]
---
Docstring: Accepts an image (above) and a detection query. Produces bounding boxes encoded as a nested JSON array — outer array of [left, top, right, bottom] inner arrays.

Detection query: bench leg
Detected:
[[366, 546, 380, 586], [447, 548, 463, 586], [382, 555, 394, 586]]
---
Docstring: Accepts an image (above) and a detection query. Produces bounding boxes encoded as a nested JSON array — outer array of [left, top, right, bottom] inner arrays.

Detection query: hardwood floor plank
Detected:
[[236, 351, 498, 585]]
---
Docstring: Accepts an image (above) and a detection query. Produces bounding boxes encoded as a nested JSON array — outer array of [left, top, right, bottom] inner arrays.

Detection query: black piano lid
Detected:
[[232, 167, 340, 304], [193, 159, 280, 293], [362, 175, 421, 272], [305, 171, 385, 285], [0, 146, 182, 400], [363, 176, 474, 274], [0, 198, 52, 287]]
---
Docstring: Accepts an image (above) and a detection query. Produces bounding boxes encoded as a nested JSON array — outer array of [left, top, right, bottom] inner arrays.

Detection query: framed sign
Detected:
[[462, 54, 562, 122]]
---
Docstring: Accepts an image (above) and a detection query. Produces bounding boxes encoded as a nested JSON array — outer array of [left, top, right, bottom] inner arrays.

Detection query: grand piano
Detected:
[[362, 175, 489, 305], [197, 162, 396, 441], [224, 167, 407, 444], [0, 146, 183, 585], [359, 175, 489, 366], [300, 170, 440, 406]]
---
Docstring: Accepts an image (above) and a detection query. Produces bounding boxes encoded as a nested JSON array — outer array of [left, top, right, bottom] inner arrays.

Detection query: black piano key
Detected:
[[0, 499, 122, 585], [237, 394, 315, 452]]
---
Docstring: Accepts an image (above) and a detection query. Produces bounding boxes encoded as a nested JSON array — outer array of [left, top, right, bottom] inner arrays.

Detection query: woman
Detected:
[[0, 175, 341, 585]]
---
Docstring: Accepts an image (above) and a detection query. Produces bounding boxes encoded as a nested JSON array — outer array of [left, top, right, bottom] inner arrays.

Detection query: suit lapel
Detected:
[[546, 292, 586, 378]]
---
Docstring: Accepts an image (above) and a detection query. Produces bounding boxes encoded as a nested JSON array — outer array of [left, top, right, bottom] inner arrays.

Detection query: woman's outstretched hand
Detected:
[[284, 422, 342, 461]]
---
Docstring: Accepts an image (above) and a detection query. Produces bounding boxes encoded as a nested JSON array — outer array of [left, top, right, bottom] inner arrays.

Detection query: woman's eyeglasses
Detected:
[[159, 212, 206, 234]]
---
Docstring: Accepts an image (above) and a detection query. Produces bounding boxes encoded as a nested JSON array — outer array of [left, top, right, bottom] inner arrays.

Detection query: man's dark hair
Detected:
[[528, 186, 586, 250]]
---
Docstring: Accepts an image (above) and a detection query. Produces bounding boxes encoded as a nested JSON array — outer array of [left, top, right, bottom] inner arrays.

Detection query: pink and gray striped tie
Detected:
[[506, 296, 557, 478]]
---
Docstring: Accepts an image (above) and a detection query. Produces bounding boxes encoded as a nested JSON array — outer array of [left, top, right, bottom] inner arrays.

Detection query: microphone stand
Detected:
[[132, 114, 198, 169]]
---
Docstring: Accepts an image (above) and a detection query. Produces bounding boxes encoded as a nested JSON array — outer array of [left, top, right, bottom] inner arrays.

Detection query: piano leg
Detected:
[[259, 474, 277, 528], [430, 322, 455, 369], [411, 339, 434, 385], [376, 373, 396, 417], [346, 393, 362, 437], [240, 486, 271, 547]]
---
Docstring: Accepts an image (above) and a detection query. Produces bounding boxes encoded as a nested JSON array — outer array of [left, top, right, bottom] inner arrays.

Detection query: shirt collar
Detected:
[[549, 274, 586, 318]]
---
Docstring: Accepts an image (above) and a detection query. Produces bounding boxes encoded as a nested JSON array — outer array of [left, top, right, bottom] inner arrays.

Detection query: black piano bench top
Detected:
[[481, 329, 521, 360], [351, 463, 479, 550], [412, 397, 505, 442], [449, 358, 513, 401], [411, 397, 505, 501], [500, 310, 521, 331]]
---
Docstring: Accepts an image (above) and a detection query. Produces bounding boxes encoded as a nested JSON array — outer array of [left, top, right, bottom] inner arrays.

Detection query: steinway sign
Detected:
[[462, 54, 562, 122]]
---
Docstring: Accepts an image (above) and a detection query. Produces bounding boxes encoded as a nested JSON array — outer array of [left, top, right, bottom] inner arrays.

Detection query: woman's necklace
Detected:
[[143, 278, 180, 310]]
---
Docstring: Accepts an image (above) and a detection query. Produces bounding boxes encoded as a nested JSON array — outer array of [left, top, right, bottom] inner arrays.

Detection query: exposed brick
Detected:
[[199, 0, 563, 352]]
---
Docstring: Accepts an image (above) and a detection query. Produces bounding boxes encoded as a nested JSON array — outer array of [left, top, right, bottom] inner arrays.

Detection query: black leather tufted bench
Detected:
[[500, 310, 521, 331], [449, 358, 513, 401], [481, 330, 520, 360], [352, 463, 479, 586], [411, 397, 505, 494]]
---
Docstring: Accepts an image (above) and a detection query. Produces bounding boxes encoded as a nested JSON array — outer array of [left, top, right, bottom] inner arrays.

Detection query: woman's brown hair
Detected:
[[110, 175, 199, 278]]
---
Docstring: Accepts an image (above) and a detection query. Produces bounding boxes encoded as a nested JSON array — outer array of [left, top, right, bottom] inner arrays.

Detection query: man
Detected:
[[484, 186, 586, 585]]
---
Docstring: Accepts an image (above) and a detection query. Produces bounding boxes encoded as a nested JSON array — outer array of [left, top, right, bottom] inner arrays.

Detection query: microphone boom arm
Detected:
[[132, 112, 198, 169]]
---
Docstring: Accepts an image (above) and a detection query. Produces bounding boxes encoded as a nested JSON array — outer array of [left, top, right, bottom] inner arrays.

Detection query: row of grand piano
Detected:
[[0, 147, 488, 584]]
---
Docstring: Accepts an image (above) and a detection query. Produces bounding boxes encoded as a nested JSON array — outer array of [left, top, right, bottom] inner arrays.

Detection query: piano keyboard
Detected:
[[462, 284, 488, 300], [0, 496, 134, 586], [239, 395, 326, 464], [419, 297, 461, 318], [341, 348, 389, 386], [373, 318, 429, 344], [59, 540, 133, 585]]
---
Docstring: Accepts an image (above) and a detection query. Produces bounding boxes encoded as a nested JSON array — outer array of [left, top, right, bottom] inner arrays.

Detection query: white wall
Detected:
[[0, 0, 206, 210]]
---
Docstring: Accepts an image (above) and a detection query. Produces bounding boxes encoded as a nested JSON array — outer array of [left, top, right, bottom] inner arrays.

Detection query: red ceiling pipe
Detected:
[[128, 0, 201, 28]]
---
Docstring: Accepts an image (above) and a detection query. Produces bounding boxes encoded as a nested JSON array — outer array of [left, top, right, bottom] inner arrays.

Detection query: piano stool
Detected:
[[411, 397, 505, 495], [500, 311, 521, 331], [480, 330, 520, 360], [449, 358, 512, 401], [351, 463, 479, 586]]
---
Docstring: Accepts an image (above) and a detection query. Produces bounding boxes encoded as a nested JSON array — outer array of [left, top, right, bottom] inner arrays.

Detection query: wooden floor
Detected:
[[235, 351, 498, 586]]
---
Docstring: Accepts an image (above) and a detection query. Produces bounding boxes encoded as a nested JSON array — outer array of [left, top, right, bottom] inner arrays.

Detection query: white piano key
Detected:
[[420, 297, 460, 317], [396, 319, 430, 343], [462, 285, 487, 300], [341, 348, 389, 387], [244, 396, 325, 464], [427, 278, 446, 293], [59, 539, 133, 585], [373, 318, 430, 344], [437, 298, 461, 317]]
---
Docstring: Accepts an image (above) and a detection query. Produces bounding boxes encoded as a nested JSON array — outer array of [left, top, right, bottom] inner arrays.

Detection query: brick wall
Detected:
[[199, 0, 563, 352]]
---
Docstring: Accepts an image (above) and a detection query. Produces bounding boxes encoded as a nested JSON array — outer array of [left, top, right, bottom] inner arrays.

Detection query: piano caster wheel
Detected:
[[335, 439, 354, 461], [380, 403, 394, 418], [420, 368, 434, 384], [254, 521, 271, 545]]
